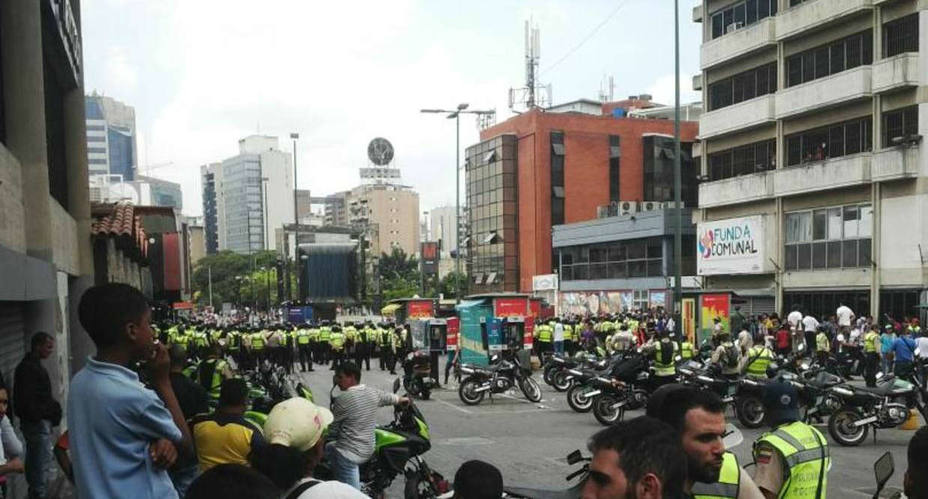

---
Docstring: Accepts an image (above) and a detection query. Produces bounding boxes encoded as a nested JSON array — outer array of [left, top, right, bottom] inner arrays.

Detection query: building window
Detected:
[[708, 62, 776, 111], [708, 139, 776, 181], [559, 236, 664, 281], [86, 124, 106, 131], [634, 290, 649, 311], [643, 136, 698, 206], [710, 0, 777, 40], [784, 203, 872, 271], [551, 132, 565, 226], [609, 135, 620, 203], [785, 30, 872, 87], [884, 14, 919, 58], [882, 106, 919, 147], [785, 116, 872, 167]]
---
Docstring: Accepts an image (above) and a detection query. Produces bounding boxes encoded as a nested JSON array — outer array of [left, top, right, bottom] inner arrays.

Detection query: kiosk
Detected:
[[457, 294, 535, 366]]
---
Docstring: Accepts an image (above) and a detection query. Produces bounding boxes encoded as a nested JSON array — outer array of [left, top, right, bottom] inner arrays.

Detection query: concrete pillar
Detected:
[[1, 0, 53, 262], [871, 183, 881, 317], [775, 197, 784, 314]]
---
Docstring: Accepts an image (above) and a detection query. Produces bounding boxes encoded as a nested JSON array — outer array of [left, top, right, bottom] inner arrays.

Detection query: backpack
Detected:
[[658, 340, 674, 365], [722, 343, 740, 368]]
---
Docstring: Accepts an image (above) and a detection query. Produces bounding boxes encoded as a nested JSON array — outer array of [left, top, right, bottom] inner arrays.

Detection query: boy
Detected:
[[69, 283, 193, 499]]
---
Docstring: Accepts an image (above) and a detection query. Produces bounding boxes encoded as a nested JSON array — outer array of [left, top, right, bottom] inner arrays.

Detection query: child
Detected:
[[68, 283, 193, 499]]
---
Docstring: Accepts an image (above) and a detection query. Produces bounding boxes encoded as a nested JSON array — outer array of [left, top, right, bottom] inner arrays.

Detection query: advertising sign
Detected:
[[486, 318, 503, 352], [421, 242, 440, 276], [697, 216, 765, 275], [407, 300, 434, 319], [524, 320, 534, 349], [410, 319, 428, 351], [532, 274, 558, 291], [700, 293, 731, 344], [494, 297, 528, 318], [446, 318, 459, 348], [682, 298, 696, 344]]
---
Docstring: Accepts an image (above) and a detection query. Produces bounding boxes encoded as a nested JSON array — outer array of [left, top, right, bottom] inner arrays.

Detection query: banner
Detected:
[[446, 317, 459, 348], [559, 291, 625, 316], [697, 215, 765, 275], [700, 294, 731, 344], [524, 320, 534, 349], [421, 242, 440, 276], [532, 274, 558, 291], [682, 298, 696, 344], [494, 297, 528, 318], [407, 300, 434, 319]]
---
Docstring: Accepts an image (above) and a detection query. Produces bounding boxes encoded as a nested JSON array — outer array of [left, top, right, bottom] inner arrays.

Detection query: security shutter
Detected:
[[748, 297, 776, 317], [0, 302, 25, 388]]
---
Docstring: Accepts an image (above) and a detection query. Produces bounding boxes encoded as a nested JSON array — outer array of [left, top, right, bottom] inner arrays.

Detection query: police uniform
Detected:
[[743, 345, 775, 379], [296, 326, 313, 372], [329, 327, 346, 370], [863, 328, 880, 387]]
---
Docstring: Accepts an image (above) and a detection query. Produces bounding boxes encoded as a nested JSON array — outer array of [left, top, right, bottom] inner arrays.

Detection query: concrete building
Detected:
[[186, 216, 206, 267], [692, 0, 927, 319], [0, 4, 96, 492], [85, 93, 137, 182], [90, 174, 183, 210], [347, 184, 420, 256], [322, 191, 350, 226], [201, 136, 295, 254], [427, 205, 459, 253], [465, 102, 699, 295]]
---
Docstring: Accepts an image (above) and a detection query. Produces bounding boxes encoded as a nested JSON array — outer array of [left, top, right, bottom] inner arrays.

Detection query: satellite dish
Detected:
[[367, 137, 394, 166]]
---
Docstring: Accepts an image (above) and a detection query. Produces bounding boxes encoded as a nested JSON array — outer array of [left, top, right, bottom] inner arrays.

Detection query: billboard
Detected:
[[697, 215, 765, 276], [700, 293, 731, 343], [532, 274, 558, 291], [494, 297, 528, 318], [421, 242, 440, 276], [407, 300, 434, 319]]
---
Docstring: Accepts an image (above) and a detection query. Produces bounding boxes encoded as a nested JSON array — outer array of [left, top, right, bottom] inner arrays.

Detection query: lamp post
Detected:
[[261, 177, 270, 251], [421, 104, 495, 300], [290, 132, 301, 304], [673, 0, 683, 321]]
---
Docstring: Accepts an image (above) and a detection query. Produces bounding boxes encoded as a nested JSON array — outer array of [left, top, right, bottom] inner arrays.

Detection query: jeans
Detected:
[[22, 419, 52, 499], [325, 442, 361, 490], [553, 341, 564, 355], [169, 463, 200, 498]]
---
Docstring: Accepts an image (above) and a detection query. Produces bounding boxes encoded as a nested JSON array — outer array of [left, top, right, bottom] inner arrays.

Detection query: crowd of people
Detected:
[[1, 283, 927, 498]]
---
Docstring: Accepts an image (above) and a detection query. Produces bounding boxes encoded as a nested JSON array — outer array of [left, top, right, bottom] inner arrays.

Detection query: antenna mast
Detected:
[[509, 19, 551, 112]]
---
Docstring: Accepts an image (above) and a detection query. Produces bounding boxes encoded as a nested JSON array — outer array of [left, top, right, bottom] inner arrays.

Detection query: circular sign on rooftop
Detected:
[[367, 137, 394, 166]]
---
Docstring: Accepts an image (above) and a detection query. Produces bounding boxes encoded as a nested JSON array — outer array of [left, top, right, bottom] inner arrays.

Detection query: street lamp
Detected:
[[261, 177, 270, 251], [421, 104, 495, 300], [290, 132, 301, 304], [673, 0, 683, 321]]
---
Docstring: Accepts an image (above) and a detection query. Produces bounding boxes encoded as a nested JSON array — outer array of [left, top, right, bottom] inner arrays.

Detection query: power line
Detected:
[[540, 0, 634, 76]]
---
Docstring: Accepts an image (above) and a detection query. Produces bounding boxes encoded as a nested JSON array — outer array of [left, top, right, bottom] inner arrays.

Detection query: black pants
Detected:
[[298, 344, 313, 371], [318, 343, 330, 365], [864, 352, 880, 386], [383, 349, 396, 373], [355, 344, 370, 370], [330, 350, 346, 370], [430, 351, 441, 386]]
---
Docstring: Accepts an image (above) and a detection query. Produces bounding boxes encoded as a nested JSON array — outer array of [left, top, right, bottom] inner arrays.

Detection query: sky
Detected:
[[81, 0, 702, 218]]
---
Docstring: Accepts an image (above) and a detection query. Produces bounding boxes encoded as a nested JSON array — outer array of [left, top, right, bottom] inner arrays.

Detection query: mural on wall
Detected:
[[700, 293, 731, 344], [559, 291, 665, 316]]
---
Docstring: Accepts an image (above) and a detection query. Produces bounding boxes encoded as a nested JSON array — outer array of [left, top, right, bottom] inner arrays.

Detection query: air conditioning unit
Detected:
[[726, 22, 743, 33], [597, 206, 610, 219], [640, 201, 661, 212], [619, 201, 639, 216]]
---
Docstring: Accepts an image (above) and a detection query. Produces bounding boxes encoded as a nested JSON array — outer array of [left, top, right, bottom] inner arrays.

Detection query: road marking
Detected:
[[437, 437, 495, 446], [434, 398, 473, 414]]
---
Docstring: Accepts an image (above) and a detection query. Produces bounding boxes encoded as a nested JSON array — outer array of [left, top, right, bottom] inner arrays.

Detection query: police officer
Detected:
[[295, 325, 313, 372], [318, 322, 331, 365], [329, 325, 346, 370], [753, 381, 830, 499], [863, 325, 881, 387], [196, 343, 234, 400], [380, 324, 397, 374], [645, 329, 678, 388], [679, 334, 695, 361], [355, 322, 373, 371], [815, 327, 831, 367], [743, 342, 776, 379]]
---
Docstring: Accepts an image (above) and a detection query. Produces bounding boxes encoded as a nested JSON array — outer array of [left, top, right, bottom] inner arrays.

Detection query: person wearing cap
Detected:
[[752, 381, 830, 499], [250, 397, 366, 498], [646, 384, 763, 499]]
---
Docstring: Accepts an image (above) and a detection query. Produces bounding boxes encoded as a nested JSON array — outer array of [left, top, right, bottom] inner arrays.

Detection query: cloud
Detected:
[[645, 74, 701, 107]]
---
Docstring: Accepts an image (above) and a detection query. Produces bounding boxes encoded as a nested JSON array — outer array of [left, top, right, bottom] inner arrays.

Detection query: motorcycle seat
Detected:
[[855, 384, 895, 396]]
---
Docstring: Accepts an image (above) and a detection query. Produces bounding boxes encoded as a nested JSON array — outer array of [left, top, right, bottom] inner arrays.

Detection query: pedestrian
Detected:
[[731, 306, 746, 338], [581, 416, 686, 499], [453, 460, 503, 499], [69, 283, 193, 499], [553, 319, 565, 355], [775, 325, 791, 357], [646, 385, 764, 498], [0, 384, 24, 480], [327, 363, 409, 490], [815, 327, 831, 367], [444, 327, 460, 386], [836, 302, 855, 337], [186, 463, 280, 499], [892, 330, 918, 380], [801, 314, 820, 357], [191, 379, 265, 471], [880, 324, 896, 374], [168, 345, 209, 497], [863, 326, 881, 387], [13, 332, 61, 499], [753, 381, 829, 499]]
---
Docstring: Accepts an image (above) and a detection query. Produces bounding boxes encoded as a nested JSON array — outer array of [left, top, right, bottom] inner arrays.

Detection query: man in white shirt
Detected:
[[786, 307, 803, 333], [836, 303, 855, 335], [801, 315, 820, 356], [553, 321, 565, 355]]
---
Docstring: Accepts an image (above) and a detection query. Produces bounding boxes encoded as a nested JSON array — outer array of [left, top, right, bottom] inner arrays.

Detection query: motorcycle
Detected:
[[402, 350, 436, 400], [318, 379, 449, 498], [590, 351, 653, 426], [827, 370, 927, 446], [243, 364, 314, 427], [542, 354, 575, 387], [550, 353, 605, 392], [458, 353, 542, 406]]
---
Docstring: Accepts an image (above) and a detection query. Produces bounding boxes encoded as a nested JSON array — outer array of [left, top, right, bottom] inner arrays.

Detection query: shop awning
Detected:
[[381, 303, 401, 316]]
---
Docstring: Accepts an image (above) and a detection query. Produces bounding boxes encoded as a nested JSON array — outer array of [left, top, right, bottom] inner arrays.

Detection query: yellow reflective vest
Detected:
[[692, 452, 741, 499], [744, 345, 775, 377], [755, 421, 830, 499]]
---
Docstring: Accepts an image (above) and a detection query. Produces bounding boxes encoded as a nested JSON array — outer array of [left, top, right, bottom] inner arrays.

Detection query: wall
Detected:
[[260, 149, 295, 251], [50, 199, 79, 275], [0, 145, 26, 252]]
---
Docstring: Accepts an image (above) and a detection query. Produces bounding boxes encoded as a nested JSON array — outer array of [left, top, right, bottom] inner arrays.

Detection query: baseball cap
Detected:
[[263, 398, 334, 451], [762, 381, 800, 425]]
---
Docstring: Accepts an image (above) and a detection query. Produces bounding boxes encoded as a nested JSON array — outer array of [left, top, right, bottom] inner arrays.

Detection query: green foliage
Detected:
[[191, 250, 292, 309]]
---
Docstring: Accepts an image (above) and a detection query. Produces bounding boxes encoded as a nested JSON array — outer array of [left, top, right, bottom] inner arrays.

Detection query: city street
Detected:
[[299, 357, 911, 498]]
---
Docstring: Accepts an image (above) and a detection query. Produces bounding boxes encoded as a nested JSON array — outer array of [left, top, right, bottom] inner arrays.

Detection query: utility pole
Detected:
[[291, 132, 300, 303], [208, 266, 213, 309], [673, 0, 683, 320]]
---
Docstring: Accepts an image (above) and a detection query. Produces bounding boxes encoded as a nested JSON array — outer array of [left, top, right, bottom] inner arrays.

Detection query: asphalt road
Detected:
[[298, 358, 912, 498]]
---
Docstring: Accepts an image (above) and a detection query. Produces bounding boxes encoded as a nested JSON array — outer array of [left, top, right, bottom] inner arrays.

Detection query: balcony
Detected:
[[776, 66, 872, 119], [699, 171, 774, 208], [700, 94, 775, 139], [872, 146, 920, 181], [872, 53, 920, 93], [777, 0, 873, 41], [701, 17, 776, 70], [774, 153, 871, 197]]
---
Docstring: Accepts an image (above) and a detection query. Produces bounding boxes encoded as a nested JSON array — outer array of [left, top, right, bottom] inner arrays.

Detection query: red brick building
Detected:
[[464, 103, 699, 294]]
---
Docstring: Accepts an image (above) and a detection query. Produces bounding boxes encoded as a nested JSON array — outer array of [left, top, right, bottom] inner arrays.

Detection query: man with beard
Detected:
[[647, 385, 763, 499]]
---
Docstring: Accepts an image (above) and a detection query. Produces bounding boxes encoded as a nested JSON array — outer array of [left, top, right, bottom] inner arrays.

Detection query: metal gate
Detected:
[[0, 302, 25, 388], [747, 297, 776, 317]]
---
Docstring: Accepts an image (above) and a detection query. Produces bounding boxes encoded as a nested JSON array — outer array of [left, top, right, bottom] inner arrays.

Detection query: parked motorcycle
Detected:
[[402, 350, 436, 400], [458, 353, 542, 406], [827, 371, 927, 446], [550, 353, 606, 392]]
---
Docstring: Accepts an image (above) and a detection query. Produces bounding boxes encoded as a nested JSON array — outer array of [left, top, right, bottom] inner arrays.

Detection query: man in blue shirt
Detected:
[[892, 331, 917, 380], [69, 284, 193, 499]]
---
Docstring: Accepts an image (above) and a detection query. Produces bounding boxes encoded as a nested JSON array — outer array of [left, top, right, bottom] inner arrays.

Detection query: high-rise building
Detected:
[[347, 184, 420, 256], [466, 99, 699, 295], [85, 93, 137, 182], [693, 0, 926, 320], [428, 205, 459, 254], [201, 135, 295, 254], [323, 191, 350, 226]]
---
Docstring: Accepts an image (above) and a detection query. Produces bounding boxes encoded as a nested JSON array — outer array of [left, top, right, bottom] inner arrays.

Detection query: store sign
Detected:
[[697, 216, 765, 275], [407, 300, 434, 319], [532, 274, 558, 291], [421, 242, 439, 275], [494, 297, 528, 318]]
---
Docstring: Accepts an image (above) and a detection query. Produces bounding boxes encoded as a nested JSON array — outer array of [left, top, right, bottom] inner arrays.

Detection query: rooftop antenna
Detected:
[[599, 75, 615, 102], [509, 19, 551, 112]]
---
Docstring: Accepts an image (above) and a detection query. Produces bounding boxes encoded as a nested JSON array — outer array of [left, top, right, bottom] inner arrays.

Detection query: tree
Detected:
[[437, 271, 468, 299], [191, 250, 282, 308], [377, 248, 421, 301]]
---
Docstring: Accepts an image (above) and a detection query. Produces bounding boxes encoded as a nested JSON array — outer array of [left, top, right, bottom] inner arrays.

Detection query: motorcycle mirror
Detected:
[[876, 372, 884, 380], [800, 361, 811, 371], [722, 424, 744, 450], [873, 451, 894, 498], [566, 449, 583, 465], [393, 377, 401, 394], [674, 355, 683, 362]]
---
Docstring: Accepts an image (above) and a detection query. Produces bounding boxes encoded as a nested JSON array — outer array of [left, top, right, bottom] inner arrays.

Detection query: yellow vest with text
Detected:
[[755, 421, 830, 499], [692, 452, 741, 499], [745, 345, 775, 377], [653, 340, 677, 376], [864, 331, 879, 353], [680, 341, 694, 360], [296, 329, 311, 345]]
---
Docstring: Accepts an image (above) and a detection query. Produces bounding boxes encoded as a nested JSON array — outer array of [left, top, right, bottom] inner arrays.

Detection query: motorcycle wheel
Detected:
[[593, 394, 625, 426], [567, 384, 595, 413], [420, 386, 431, 400], [736, 395, 766, 429], [552, 371, 574, 392], [519, 377, 543, 403], [543, 365, 557, 386], [828, 408, 869, 446], [410, 378, 424, 399], [458, 378, 485, 406], [627, 389, 649, 411]]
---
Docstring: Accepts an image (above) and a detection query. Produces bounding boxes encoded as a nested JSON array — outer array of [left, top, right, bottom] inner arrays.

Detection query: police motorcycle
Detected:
[[242, 364, 314, 427], [318, 379, 449, 498], [458, 350, 542, 406], [826, 364, 928, 447], [590, 350, 653, 426], [500, 425, 745, 499], [542, 353, 578, 388], [402, 350, 436, 400], [565, 355, 623, 413], [550, 352, 607, 392], [733, 345, 809, 429]]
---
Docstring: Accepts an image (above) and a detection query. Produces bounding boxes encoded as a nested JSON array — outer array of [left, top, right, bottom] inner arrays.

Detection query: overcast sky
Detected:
[[82, 0, 702, 218]]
